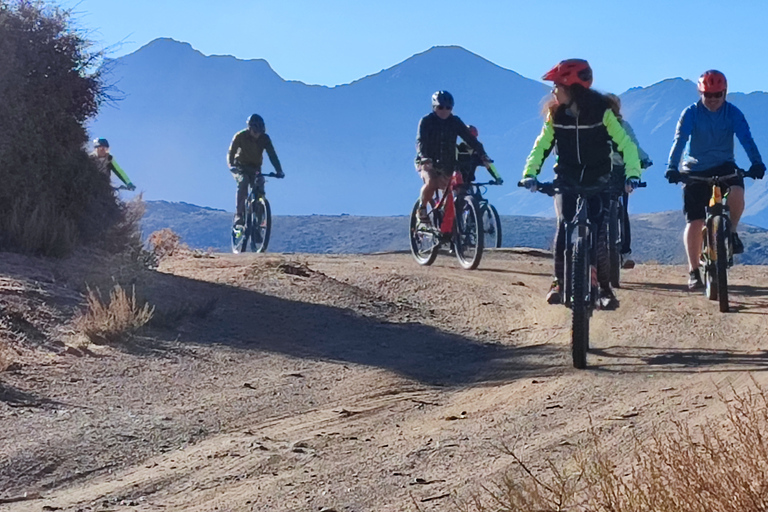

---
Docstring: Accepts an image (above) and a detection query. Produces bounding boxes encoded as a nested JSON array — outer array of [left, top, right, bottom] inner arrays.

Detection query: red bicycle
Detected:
[[409, 171, 484, 270]]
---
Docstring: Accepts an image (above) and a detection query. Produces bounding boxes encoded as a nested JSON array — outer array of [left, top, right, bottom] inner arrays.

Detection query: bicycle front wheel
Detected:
[[250, 197, 271, 253], [714, 215, 729, 312], [608, 199, 621, 288], [454, 196, 484, 270], [480, 203, 502, 249], [409, 199, 439, 266], [571, 237, 590, 369]]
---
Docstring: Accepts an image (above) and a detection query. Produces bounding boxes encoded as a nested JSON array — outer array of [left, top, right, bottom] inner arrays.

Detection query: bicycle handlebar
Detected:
[[473, 181, 502, 187], [678, 168, 752, 184]]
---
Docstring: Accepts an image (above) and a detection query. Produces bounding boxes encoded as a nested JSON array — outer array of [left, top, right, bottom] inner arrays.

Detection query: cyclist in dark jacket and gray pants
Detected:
[[415, 90, 491, 225]]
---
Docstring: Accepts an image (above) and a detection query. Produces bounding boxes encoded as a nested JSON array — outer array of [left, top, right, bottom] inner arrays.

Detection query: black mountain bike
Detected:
[[466, 180, 503, 249], [607, 181, 646, 288], [520, 179, 609, 369], [231, 172, 279, 254], [680, 168, 755, 312]]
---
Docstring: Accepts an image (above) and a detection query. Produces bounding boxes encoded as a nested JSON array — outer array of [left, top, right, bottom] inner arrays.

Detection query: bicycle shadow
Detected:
[[589, 345, 768, 373]]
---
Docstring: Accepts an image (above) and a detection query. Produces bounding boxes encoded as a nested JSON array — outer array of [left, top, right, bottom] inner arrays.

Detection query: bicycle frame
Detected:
[[429, 172, 464, 236]]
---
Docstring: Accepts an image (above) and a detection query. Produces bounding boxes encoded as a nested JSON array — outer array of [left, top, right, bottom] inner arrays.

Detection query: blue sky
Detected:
[[60, 0, 767, 94]]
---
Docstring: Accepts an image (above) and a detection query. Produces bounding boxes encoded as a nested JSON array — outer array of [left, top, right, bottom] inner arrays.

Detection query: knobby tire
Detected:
[[454, 196, 484, 270], [409, 199, 439, 266], [714, 215, 729, 312], [571, 237, 590, 369], [481, 203, 503, 249], [608, 200, 621, 288], [251, 197, 271, 253]]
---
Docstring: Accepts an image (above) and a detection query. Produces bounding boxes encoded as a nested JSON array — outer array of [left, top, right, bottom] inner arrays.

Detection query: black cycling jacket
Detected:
[[416, 113, 486, 173]]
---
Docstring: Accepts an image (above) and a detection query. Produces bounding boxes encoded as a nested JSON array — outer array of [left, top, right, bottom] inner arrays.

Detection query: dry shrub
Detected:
[[147, 228, 186, 261], [471, 382, 768, 512], [75, 284, 154, 345], [5, 197, 78, 257]]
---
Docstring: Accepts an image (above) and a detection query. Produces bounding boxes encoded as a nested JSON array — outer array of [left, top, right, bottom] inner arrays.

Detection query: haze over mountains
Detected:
[[94, 38, 768, 227]]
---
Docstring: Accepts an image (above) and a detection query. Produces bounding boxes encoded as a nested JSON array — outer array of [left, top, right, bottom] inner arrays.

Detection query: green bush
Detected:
[[0, 1, 120, 256]]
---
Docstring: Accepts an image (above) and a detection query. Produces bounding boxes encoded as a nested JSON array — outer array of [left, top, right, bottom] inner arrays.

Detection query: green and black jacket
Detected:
[[523, 102, 642, 185]]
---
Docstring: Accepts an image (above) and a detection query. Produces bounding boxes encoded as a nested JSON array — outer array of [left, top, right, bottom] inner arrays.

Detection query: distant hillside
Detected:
[[142, 200, 768, 264]]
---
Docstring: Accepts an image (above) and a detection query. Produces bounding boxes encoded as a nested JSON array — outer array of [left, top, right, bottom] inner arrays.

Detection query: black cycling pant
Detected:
[[235, 168, 265, 219], [553, 191, 610, 288], [683, 162, 744, 222]]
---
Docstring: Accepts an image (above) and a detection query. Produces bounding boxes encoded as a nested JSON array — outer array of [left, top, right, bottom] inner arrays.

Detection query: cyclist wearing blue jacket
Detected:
[[665, 70, 766, 290]]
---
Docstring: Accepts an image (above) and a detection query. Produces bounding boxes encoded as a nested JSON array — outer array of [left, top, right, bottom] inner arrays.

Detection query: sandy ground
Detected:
[[1, 248, 768, 511]]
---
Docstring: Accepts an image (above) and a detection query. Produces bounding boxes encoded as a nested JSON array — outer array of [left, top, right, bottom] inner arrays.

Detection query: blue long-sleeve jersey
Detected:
[[667, 101, 763, 173]]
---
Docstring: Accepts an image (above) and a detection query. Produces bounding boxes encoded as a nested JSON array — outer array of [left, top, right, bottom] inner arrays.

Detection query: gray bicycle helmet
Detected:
[[247, 114, 265, 133], [431, 91, 454, 109]]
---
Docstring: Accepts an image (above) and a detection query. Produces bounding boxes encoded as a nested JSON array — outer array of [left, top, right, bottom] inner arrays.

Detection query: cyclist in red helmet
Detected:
[[521, 59, 643, 309], [665, 69, 765, 290]]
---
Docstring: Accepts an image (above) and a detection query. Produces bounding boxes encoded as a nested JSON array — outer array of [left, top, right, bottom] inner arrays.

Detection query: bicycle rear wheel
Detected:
[[454, 196, 484, 270], [608, 199, 621, 288], [250, 197, 271, 253], [714, 215, 729, 312], [409, 199, 439, 266], [480, 203, 502, 249], [571, 237, 589, 369]]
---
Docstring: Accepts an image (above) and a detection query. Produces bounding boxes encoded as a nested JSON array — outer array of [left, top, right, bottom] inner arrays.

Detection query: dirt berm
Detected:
[[1, 249, 767, 511]]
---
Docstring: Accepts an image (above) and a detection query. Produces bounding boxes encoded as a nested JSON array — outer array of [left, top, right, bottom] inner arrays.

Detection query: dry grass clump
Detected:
[[147, 228, 187, 262], [75, 284, 154, 345], [468, 382, 768, 512]]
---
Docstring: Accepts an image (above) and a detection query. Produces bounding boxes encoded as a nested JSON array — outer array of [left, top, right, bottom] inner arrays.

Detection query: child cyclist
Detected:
[[520, 59, 643, 309], [457, 125, 504, 185], [605, 94, 653, 269]]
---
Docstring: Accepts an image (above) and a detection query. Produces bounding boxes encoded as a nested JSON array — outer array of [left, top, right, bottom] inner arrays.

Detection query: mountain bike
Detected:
[[231, 172, 280, 254], [465, 180, 503, 249], [520, 178, 610, 369], [680, 167, 755, 312], [410, 171, 484, 270], [607, 181, 646, 288]]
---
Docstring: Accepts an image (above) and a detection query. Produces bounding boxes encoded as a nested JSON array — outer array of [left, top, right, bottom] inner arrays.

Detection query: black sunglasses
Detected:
[[436, 105, 452, 111], [703, 91, 724, 99]]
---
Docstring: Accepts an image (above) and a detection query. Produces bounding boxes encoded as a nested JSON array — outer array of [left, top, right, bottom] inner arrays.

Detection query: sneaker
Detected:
[[597, 287, 619, 311], [546, 280, 562, 305], [688, 268, 704, 291], [417, 207, 431, 228], [732, 232, 744, 254], [621, 254, 635, 269]]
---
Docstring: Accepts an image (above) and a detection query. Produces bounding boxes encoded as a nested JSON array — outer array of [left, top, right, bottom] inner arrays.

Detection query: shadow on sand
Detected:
[[589, 346, 768, 373]]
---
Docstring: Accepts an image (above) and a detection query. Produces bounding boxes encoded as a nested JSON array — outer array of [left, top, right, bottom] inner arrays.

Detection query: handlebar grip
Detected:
[[637, 182, 648, 188]]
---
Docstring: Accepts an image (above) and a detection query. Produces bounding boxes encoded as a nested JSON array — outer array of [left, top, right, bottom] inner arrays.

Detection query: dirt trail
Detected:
[[2, 249, 768, 511]]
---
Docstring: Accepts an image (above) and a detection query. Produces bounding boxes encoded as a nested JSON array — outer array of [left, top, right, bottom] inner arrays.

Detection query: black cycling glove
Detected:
[[749, 162, 766, 179], [665, 168, 681, 184]]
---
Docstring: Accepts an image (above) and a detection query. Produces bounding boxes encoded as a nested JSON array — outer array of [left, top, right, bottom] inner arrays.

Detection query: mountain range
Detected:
[[93, 38, 768, 227]]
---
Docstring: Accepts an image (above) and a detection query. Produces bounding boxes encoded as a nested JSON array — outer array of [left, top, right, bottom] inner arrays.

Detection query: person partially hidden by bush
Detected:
[[0, 1, 126, 256], [90, 138, 136, 191]]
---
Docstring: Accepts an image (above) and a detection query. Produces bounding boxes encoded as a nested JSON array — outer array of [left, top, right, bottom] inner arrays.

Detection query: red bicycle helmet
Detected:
[[467, 125, 479, 138], [698, 70, 727, 93], [542, 59, 593, 88]]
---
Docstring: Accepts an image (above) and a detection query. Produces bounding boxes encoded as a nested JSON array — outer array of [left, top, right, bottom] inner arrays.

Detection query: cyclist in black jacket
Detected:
[[415, 91, 492, 225]]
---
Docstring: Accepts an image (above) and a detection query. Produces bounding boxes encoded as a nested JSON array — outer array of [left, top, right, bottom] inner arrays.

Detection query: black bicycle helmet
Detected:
[[93, 138, 109, 148], [247, 114, 265, 133], [431, 90, 454, 109]]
